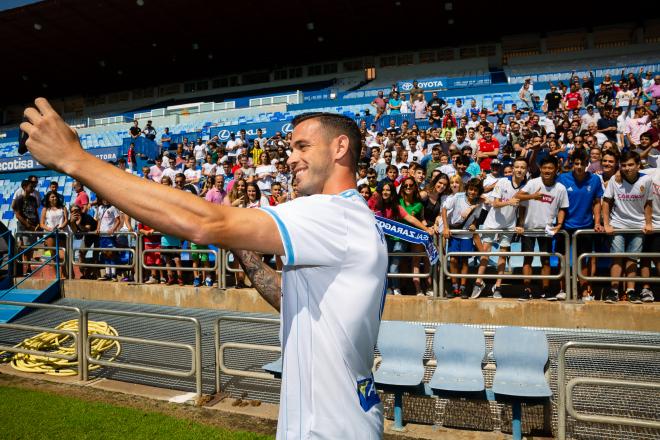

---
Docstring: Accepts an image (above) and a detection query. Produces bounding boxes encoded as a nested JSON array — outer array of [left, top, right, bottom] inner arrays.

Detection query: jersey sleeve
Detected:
[[603, 179, 615, 200], [261, 196, 348, 267]]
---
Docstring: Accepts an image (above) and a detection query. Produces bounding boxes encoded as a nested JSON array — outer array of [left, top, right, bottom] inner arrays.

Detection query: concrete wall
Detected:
[[19, 279, 658, 333]]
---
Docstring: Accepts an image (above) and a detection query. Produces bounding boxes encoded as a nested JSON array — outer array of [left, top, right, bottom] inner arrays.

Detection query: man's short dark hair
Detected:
[[456, 156, 471, 167], [620, 150, 641, 164], [571, 149, 589, 165], [291, 112, 362, 170], [640, 131, 653, 141], [539, 156, 559, 168]]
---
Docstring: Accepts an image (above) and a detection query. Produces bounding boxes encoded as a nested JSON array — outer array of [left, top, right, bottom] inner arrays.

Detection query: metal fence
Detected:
[[7, 227, 659, 299], [557, 341, 660, 439], [81, 308, 203, 402]]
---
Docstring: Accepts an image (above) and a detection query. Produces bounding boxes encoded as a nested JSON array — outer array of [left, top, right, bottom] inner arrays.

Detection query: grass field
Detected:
[[0, 386, 274, 440]]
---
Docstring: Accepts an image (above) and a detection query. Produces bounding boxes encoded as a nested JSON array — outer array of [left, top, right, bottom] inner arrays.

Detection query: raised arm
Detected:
[[21, 98, 284, 255]]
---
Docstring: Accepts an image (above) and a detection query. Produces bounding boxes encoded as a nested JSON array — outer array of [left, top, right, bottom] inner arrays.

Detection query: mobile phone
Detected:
[[18, 117, 29, 155]]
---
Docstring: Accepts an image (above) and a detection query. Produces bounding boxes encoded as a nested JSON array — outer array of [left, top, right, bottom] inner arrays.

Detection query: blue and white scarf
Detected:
[[375, 215, 439, 264]]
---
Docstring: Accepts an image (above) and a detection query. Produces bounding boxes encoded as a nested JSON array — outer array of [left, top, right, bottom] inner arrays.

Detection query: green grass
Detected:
[[0, 386, 273, 440]]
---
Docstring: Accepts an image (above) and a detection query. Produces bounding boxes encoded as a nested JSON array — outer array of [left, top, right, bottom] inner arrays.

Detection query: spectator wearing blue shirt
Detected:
[[387, 92, 402, 114], [553, 149, 604, 301], [161, 127, 172, 150]]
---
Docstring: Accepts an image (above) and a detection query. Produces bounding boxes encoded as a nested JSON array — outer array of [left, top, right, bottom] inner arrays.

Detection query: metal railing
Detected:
[[71, 231, 137, 274], [214, 315, 280, 394], [5, 227, 656, 298], [442, 229, 571, 299], [0, 300, 84, 379], [557, 341, 660, 439], [14, 230, 69, 271], [572, 229, 659, 299], [82, 308, 203, 402]]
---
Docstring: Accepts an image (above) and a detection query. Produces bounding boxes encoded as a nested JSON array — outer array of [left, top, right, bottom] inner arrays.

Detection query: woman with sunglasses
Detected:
[[369, 182, 429, 295]]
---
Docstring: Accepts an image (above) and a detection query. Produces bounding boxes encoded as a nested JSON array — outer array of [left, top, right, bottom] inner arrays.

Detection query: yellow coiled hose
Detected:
[[0, 319, 121, 376]]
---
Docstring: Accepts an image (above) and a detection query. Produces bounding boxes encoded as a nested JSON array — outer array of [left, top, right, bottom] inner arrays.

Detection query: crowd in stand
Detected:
[[10, 69, 659, 302]]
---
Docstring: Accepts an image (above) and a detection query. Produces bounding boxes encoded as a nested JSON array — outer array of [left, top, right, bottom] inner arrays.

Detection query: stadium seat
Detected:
[[262, 356, 283, 379], [374, 321, 426, 430], [492, 327, 552, 440], [428, 324, 485, 392]]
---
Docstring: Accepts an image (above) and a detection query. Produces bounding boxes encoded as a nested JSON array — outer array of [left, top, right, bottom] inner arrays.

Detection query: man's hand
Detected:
[[508, 198, 520, 207], [515, 226, 524, 235], [594, 223, 604, 233], [604, 225, 614, 234], [21, 98, 85, 175], [643, 224, 653, 235]]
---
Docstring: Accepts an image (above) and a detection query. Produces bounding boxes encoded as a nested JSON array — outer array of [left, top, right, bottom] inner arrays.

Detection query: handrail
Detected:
[[557, 341, 660, 439], [443, 229, 571, 299], [572, 229, 659, 298], [214, 315, 279, 394], [82, 308, 203, 402], [0, 230, 58, 271], [0, 300, 84, 379], [142, 248, 218, 272], [70, 231, 137, 272]]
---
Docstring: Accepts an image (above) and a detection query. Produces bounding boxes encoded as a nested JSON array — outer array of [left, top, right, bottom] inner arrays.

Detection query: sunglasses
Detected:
[[403, 184, 415, 189]]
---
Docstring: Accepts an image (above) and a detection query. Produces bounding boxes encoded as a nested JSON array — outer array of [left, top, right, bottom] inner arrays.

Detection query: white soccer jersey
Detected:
[[604, 173, 653, 229], [521, 177, 569, 230], [262, 189, 388, 440], [483, 177, 525, 230], [444, 192, 483, 232]]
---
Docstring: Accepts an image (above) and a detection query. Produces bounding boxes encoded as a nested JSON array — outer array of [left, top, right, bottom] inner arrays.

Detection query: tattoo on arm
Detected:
[[231, 250, 281, 312]]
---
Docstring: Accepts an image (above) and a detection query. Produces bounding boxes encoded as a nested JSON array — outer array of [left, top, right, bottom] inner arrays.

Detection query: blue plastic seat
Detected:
[[374, 321, 426, 387], [492, 327, 552, 398], [429, 324, 485, 392], [262, 356, 282, 379], [374, 321, 427, 430]]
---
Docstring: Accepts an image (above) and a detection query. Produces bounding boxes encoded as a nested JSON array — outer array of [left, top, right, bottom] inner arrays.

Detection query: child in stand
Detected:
[[442, 178, 485, 299]]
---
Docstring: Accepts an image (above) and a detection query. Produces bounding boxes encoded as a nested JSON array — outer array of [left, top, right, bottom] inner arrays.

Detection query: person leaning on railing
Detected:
[[12, 179, 40, 276], [602, 150, 654, 304], [68, 204, 98, 279], [40, 190, 68, 278]]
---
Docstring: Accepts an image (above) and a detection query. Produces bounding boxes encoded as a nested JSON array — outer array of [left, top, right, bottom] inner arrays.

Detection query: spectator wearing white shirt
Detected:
[[193, 139, 207, 166], [183, 157, 202, 188], [515, 156, 569, 301], [255, 158, 277, 196], [580, 105, 600, 132], [473, 158, 528, 299], [442, 178, 484, 298], [412, 93, 428, 120], [602, 151, 654, 304]]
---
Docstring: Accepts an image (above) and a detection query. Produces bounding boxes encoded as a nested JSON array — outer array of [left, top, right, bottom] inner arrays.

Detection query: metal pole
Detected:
[[571, 231, 580, 302], [512, 401, 522, 440], [67, 232, 73, 280], [55, 230, 60, 281], [220, 249, 227, 289], [80, 309, 89, 381], [136, 233, 143, 283], [562, 230, 571, 301], [437, 237, 444, 299], [215, 318, 221, 394], [393, 392, 404, 431], [194, 318, 203, 402]]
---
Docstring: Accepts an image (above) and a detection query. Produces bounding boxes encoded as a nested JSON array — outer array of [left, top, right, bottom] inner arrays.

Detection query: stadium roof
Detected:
[[0, 0, 654, 105]]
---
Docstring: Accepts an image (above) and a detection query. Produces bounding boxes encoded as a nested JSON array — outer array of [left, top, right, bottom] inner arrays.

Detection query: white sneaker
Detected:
[[393, 288, 402, 295], [145, 276, 158, 284], [416, 292, 424, 296], [582, 295, 594, 302], [425, 289, 434, 297], [470, 282, 485, 299], [640, 288, 655, 303], [547, 291, 567, 301]]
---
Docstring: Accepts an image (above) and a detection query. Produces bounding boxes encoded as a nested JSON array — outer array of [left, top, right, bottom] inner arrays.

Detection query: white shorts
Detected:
[[481, 232, 513, 248]]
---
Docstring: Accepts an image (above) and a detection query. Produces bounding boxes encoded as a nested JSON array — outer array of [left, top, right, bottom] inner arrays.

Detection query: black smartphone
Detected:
[[18, 117, 29, 155]]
